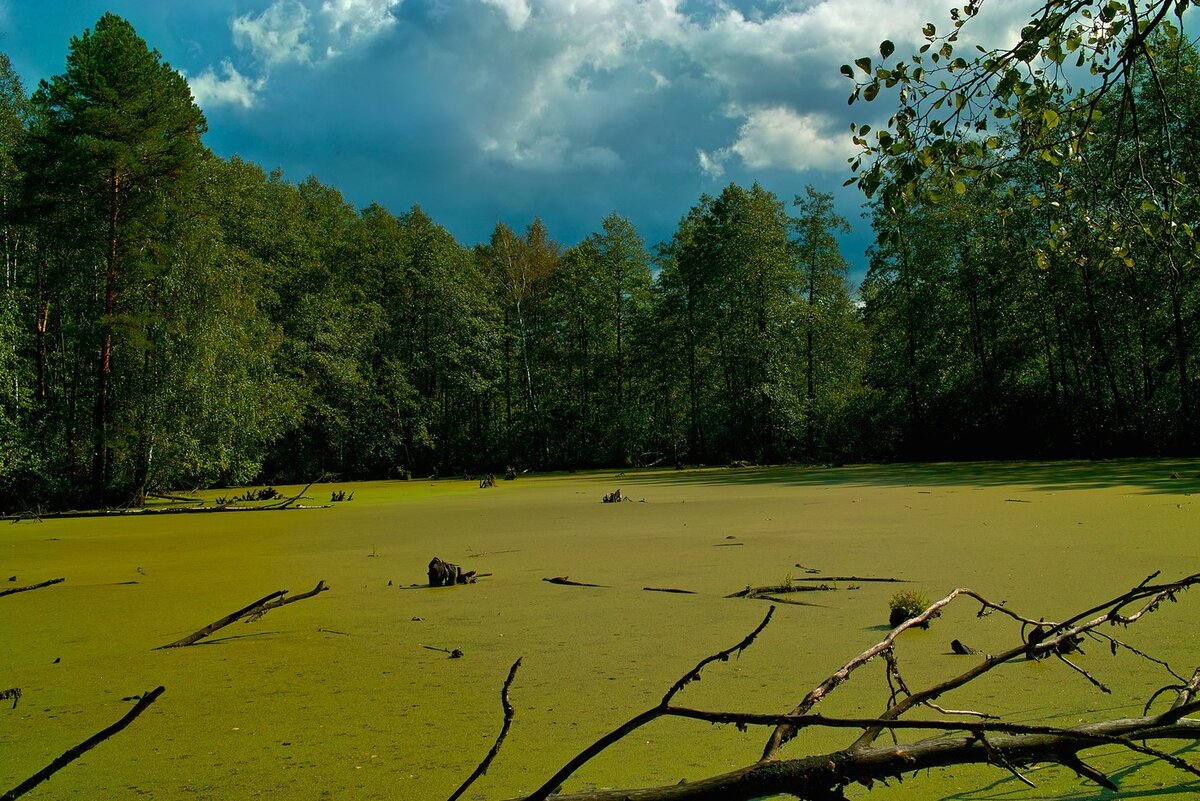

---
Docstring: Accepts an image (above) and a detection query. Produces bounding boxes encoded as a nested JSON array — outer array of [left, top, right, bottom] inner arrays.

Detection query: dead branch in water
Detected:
[[243, 580, 330, 621], [543, 577, 607, 588], [725, 583, 839, 599], [156, 581, 328, 649], [794, 574, 906, 583], [1, 686, 165, 801], [0, 578, 64, 599], [447, 658, 522, 801], [457, 572, 1200, 801]]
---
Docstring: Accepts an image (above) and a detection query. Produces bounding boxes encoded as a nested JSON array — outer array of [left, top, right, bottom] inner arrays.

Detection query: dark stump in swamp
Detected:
[[427, 556, 476, 587]]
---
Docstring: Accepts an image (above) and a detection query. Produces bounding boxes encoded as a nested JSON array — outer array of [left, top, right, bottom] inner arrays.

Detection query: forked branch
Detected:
[[460, 573, 1200, 801]]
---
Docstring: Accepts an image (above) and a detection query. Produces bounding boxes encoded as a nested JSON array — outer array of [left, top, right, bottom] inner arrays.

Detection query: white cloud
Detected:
[[197, 0, 401, 111], [481, 0, 532, 31], [232, 0, 400, 65], [730, 107, 849, 172], [697, 148, 726, 178], [233, 0, 314, 66], [453, 0, 1045, 174], [320, 0, 402, 50], [200, 0, 1045, 182], [466, 0, 687, 170], [187, 60, 266, 109]]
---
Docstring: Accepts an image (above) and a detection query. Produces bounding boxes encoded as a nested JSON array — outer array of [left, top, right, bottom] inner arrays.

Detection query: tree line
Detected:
[[0, 12, 1196, 510]]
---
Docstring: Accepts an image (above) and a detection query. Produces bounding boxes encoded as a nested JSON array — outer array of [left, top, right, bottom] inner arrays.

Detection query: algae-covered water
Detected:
[[3, 461, 1200, 800]]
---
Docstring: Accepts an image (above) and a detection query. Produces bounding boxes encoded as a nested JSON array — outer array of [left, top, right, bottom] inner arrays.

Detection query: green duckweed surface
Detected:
[[3, 461, 1200, 800]]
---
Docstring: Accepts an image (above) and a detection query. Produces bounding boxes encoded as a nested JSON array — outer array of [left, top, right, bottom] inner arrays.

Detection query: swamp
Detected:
[[4, 460, 1200, 800]]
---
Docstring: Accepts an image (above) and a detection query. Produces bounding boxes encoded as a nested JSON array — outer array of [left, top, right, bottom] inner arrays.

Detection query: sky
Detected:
[[0, 0, 1041, 283]]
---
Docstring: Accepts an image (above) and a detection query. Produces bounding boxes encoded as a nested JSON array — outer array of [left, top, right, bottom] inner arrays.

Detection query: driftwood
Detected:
[[155, 582, 328, 649], [725, 583, 839, 599], [794, 575, 906, 583], [643, 587, 696, 595], [1, 686, 164, 801], [0, 578, 64, 599], [601, 489, 630, 503], [543, 577, 606, 588], [457, 571, 1200, 801]]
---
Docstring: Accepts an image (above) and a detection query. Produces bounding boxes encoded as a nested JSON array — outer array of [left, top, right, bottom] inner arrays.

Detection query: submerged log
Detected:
[[726, 584, 839, 599], [1, 686, 164, 801], [0, 578, 64, 599], [544, 577, 607, 588], [795, 574, 906, 583]]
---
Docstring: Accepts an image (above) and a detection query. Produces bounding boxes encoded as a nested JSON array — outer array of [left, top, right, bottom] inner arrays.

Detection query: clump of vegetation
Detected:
[[888, 589, 931, 627]]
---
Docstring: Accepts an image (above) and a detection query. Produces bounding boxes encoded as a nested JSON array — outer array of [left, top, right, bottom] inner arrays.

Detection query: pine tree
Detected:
[[25, 13, 206, 502]]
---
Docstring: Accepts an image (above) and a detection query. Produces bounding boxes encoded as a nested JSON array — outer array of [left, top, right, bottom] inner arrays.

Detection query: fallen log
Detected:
[[725, 584, 838, 599], [0, 578, 64, 599], [155, 590, 286, 649], [1, 686, 164, 801], [543, 577, 607, 588], [465, 571, 1200, 801], [643, 587, 697, 595], [795, 574, 906, 583]]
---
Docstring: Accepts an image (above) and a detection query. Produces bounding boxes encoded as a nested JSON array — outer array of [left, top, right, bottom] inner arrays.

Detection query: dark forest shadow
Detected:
[[607, 459, 1200, 496]]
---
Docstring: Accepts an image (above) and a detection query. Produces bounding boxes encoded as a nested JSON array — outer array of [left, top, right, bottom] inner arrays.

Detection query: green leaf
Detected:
[[840, 64, 854, 79], [1042, 108, 1060, 128], [855, 57, 873, 74], [880, 40, 895, 59]]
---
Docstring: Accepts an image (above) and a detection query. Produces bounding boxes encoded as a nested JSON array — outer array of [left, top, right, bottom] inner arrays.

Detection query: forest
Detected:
[[0, 5, 1197, 510]]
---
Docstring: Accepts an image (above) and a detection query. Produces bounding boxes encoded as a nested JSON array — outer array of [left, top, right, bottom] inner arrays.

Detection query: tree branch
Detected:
[[448, 658, 522, 801], [465, 573, 1200, 801], [2, 687, 165, 801]]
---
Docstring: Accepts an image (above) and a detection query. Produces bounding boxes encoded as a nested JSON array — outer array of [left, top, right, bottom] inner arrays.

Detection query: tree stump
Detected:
[[428, 557, 476, 587]]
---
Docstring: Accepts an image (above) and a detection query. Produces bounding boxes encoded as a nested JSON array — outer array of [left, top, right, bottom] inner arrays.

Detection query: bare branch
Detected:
[[521, 607, 775, 801], [2, 687, 165, 801], [448, 658, 522, 801], [469, 574, 1200, 801]]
